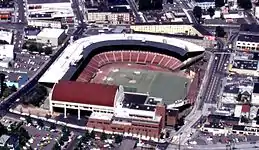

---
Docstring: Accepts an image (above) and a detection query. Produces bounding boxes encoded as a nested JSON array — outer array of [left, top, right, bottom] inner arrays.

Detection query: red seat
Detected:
[[122, 51, 130, 61], [146, 52, 155, 64], [152, 54, 163, 65], [114, 51, 122, 62], [137, 52, 146, 63], [159, 56, 170, 67], [130, 51, 139, 62]]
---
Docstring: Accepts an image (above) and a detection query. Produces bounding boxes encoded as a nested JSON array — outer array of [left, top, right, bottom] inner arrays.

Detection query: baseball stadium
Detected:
[[39, 34, 205, 140]]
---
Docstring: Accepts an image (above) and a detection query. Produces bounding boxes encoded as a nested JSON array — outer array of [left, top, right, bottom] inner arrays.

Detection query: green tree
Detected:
[[50, 123, 56, 130], [52, 142, 61, 150], [10, 85, 17, 92], [90, 130, 95, 139], [115, 135, 123, 144], [207, 7, 215, 18], [2, 87, 11, 98], [28, 44, 38, 52], [44, 47, 52, 55], [100, 132, 107, 141], [37, 119, 44, 128], [193, 6, 202, 23]]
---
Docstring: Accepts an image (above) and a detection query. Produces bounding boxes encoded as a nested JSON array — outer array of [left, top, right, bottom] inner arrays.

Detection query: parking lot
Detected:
[[190, 131, 259, 145], [14, 52, 49, 76], [23, 125, 61, 150]]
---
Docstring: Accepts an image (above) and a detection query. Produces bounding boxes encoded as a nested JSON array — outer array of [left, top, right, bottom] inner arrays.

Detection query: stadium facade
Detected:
[[43, 34, 205, 140]]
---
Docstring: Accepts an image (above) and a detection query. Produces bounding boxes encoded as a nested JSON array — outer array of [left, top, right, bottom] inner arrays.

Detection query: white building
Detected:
[[0, 30, 13, 44], [87, 10, 131, 24], [36, 28, 66, 46], [0, 45, 14, 68], [27, 0, 75, 26], [193, 0, 215, 10], [28, 20, 62, 29]]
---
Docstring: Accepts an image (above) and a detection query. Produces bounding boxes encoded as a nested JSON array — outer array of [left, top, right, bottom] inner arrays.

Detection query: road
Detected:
[[126, 0, 145, 23], [244, 10, 258, 24], [15, 0, 26, 23], [167, 142, 259, 150]]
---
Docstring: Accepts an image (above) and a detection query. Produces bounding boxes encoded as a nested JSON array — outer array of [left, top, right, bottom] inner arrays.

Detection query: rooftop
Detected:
[[240, 24, 259, 33], [52, 81, 118, 107], [241, 104, 250, 113], [89, 112, 113, 121], [37, 28, 64, 38], [232, 60, 258, 70], [27, 0, 70, 4], [0, 30, 13, 44], [237, 34, 259, 43], [0, 134, 10, 145]]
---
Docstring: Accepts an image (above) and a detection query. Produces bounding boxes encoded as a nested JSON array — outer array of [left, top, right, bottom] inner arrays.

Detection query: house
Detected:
[[241, 104, 250, 117], [0, 134, 10, 147]]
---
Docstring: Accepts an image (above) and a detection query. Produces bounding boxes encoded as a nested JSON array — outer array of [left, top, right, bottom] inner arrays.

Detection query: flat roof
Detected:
[[0, 30, 13, 44], [237, 34, 259, 43], [39, 33, 204, 83], [240, 24, 259, 33], [232, 60, 258, 70], [52, 81, 118, 107], [27, 0, 70, 4], [37, 28, 64, 38]]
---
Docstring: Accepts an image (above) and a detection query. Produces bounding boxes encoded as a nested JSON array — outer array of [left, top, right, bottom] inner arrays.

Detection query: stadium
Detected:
[[39, 34, 205, 140]]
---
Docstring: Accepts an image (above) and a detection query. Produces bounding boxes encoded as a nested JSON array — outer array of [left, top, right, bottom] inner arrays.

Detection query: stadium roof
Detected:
[[39, 33, 205, 83], [52, 81, 118, 107]]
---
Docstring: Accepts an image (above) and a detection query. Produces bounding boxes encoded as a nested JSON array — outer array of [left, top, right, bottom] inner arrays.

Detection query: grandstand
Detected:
[[39, 33, 205, 83]]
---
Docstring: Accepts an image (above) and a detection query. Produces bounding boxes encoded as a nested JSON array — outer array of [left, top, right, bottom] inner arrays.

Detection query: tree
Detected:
[[2, 87, 11, 98], [237, 0, 252, 10], [115, 135, 123, 144], [52, 142, 61, 150], [10, 85, 17, 92], [90, 130, 95, 139], [44, 47, 52, 55], [207, 7, 215, 18], [37, 119, 44, 128], [100, 132, 107, 141], [25, 116, 32, 124], [215, 26, 226, 37], [0, 122, 7, 136], [215, 0, 225, 8], [50, 123, 56, 130], [193, 6, 202, 23], [28, 44, 38, 52], [19, 127, 30, 146]]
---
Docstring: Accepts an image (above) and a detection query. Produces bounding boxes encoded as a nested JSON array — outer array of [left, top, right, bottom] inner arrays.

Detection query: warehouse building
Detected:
[[36, 28, 66, 46]]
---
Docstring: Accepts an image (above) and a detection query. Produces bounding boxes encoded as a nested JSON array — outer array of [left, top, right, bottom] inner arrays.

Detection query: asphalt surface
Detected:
[[15, 0, 26, 23]]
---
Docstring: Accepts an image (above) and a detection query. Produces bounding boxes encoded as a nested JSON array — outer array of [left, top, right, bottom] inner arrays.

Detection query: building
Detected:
[[26, 0, 75, 26], [87, 8, 131, 24], [0, 44, 14, 68], [192, 0, 215, 10], [28, 20, 62, 29], [36, 28, 66, 46], [241, 104, 250, 118], [49, 80, 168, 140], [130, 23, 214, 40], [0, 134, 10, 147], [236, 34, 259, 51], [0, 30, 13, 44]]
